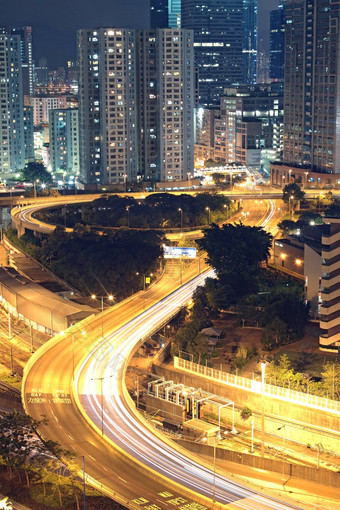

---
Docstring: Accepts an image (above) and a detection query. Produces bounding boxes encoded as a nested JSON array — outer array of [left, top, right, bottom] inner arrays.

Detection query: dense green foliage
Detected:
[[7, 227, 163, 299], [198, 223, 273, 307], [266, 354, 340, 399], [282, 183, 305, 203], [171, 286, 218, 363], [35, 192, 234, 229], [21, 162, 52, 184]]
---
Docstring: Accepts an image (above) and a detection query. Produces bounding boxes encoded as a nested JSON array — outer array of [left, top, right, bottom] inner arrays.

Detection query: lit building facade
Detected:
[[78, 28, 138, 186], [272, 0, 340, 186], [49, 109, 79, 174], [181, 0, 243, 106], [243, 0, 258, 84], [151, 1, 181, 28], [78, 27, 194, 186], [0, 26, 34, 96], [0, 34, 25, 173], [320, 217, 340, 349], [195, 86, 283, 171], [23, 106, 35, 162], [269, 3, 285, 82], [31, 96, 68, 126]]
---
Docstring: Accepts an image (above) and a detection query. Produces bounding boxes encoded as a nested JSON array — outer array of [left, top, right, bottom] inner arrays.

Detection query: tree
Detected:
[[282, 183, 305, 204], [277, 219, 298, 235], [21, 162, 52, 183], [0, 412, 63, 485], [198, 223, 272, 277], [211, 172, 225, 187], [265, 317, 287, 346], [321, 362, 340, 400]]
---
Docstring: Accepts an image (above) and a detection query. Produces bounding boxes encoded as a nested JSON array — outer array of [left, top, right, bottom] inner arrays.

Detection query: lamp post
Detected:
[[304, 171, 309, 189], [91, 294, 114, 338], [123, 174, 127, 192], [261, 362, 266, 459], [178, 208, 183, 236], [289, 195, 294, 217], [251, 420, 254, 453], [126, 205, 130, 228], [205, 206, 211, 225], [90, 374, 114, 435], [33, 179, 40, 199], [278, 425, 286, 479]]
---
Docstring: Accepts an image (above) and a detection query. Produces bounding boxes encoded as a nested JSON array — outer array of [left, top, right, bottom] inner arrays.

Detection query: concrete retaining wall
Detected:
[[175, 439, 340, 488]]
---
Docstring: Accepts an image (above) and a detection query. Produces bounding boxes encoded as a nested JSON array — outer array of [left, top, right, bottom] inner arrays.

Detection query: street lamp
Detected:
[[278, 425, 286, 479], [304, 171, 309, 189], [123, 174, 127, 192], [126, 205, 130, 228], [289, 195, 294, 217], [33, 179, 40, 199], [136, 272, 153, 292], [178, 208, 183, 236], [205, 206, 211, 225], [91, 374, 114, 436], [261, 362, 266, 459], [91, 294, 114, 338]]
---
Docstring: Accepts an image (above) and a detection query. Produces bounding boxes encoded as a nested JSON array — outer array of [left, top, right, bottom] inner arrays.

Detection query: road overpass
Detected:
[[10, 190, 285, 238], [21, 202, 309, 510]]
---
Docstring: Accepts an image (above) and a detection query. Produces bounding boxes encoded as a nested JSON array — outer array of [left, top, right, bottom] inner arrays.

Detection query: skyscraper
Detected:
[[49, 109, 80, 174], [78, 28, 194, 186], [138, 29, 194, 182], [181, 0, 244, 106], [243, 0, 258, 84], [150, 1, 181, 28], [271, 0, 340, 186], [269, 3, 285, 82], [78, 28, 138, 186], [168, 1, 182, 28], [0, 26, 34, 96], [0, 34, 25, 173]]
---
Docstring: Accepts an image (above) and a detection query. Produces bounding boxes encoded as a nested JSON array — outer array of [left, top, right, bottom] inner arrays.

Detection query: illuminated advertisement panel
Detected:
[[163, 246, 197, 259]]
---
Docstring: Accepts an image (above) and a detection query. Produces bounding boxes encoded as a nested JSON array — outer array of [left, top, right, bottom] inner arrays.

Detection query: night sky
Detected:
[[2, 0, 279, 68]]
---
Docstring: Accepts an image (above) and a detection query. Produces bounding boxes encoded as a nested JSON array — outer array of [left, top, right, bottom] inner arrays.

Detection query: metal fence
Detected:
[[174, 356, 340, 415]]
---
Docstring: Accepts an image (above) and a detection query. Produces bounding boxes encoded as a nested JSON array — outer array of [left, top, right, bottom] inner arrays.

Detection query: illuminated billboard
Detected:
[[163, 246, 197, 259]]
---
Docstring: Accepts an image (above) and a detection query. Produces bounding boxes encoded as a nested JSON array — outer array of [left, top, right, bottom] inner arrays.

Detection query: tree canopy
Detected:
[[21, 162, 52, 184], [198, 223, 272, 276], [282, 183, 305, 203]]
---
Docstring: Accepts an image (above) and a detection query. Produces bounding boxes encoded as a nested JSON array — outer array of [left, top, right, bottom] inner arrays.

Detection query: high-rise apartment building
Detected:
[[138, 29, 194, 182], [78, 28, 138, 186], [0, 26, 34, 96], [31, 95, 68, 126], [78, 27, 194, 186], [0, 34, 25, 173], [243, 0, 258, 84], [49, 109, 80, 174], [269, 4, 285, 82], [271, 0, 340, 186], [181, 0, 243, 107], [23, 106, 35, 162]]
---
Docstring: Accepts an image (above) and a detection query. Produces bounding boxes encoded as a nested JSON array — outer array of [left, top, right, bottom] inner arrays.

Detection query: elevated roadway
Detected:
[[11, 191, 284, 238], [21, 202, 309, 510]]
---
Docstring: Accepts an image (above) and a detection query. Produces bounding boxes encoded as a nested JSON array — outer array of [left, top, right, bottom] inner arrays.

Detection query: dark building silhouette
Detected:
[[181, 0, 243, 107], [269, 3, 285, 82], [243, 0, 258, 84]]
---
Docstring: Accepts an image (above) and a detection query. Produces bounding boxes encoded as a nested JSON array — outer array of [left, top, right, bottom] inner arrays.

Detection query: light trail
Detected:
[[74, 268, 302, 509]]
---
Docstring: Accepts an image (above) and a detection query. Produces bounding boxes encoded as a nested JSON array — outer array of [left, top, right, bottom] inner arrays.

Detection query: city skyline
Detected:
[[2, 0, 279, 67]]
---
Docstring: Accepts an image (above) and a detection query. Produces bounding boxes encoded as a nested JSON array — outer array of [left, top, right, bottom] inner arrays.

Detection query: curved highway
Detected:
[[22, 199, 303, 509]]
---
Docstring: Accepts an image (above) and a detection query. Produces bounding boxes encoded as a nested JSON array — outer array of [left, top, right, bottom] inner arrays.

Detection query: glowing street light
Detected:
[[178, 208, 183, 235], [33, 179, 40, 199], [206, 206, 211, 225], [91, 294, 114, 338], [126, 205, 130, 228]]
